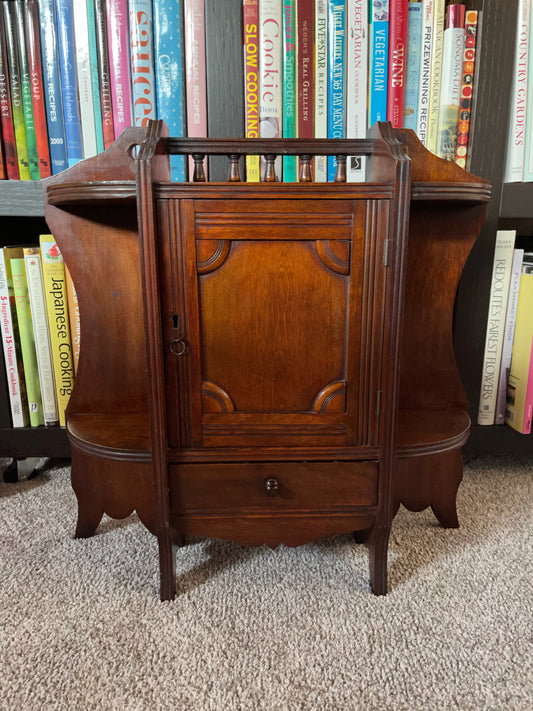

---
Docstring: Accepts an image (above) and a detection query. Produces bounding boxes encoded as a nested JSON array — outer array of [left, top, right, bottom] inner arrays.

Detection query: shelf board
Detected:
[[0, 426, 70, 458], [501, 182, 533, 220], [0, 180, 45, 216]]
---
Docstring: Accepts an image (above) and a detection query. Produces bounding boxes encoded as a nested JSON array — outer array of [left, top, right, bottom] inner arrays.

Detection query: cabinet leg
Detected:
[[366, 525, 390, 596], [75, 499, 104, 539], [431, 500, 459, 529], [158, 533, 177, 601]]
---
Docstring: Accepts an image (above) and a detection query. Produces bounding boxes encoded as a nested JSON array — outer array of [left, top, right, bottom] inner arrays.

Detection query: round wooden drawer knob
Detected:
[[265, 478, 279, 496]]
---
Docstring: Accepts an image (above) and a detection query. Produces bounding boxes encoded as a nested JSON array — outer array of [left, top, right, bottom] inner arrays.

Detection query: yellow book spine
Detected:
[[39, 235, 75, 426], [65, 267, 80, 374], [505, 273, 533, 434]]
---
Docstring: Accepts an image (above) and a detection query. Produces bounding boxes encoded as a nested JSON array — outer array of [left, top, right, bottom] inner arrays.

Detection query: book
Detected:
[[282, 0, 297, 181], [65, 267, 80, 374], [94, 0, 115, 149], [314, 0, 328, 182], [478, 230, 516, 425], [106, 0, 133, 139], [72, 0, 98, 159], [39, 235, 75, 427], [129, 0, 157, 127], [0, 5, 19, 179], [23, 246, 58, 426], [0, 247, 28, 427], [368, 0, 389, 127], [10, 255, 44, 426], [495, 248, 524, 425], [426, 0, 444, 154], [387, 0, 408, 128], [153, 0, 187, 181], [327, 0, 346, 181], [416, 0, 434, 146], [86, 0, 105, 154], [259, 0, 283, 180], [346, 0, 367, 182], [297, 0, 314, 176], [23, 0, 52, 178], [184, 0, 208, 179], [243, 0, 260, 182], [455, 9, 478, 169], [37, 0, 68, 173], [56, 0, 83, 166], [436, 3, 465, 161], [403, 1, 422, 131], [523, 0, 533, 181], [505, 273, 533, 434]]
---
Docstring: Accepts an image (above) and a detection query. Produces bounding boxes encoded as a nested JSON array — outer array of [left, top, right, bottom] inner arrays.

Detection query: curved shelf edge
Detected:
[[397, 409, 471, 458], [67, 412, 151, 462], [45, 181, 137, 206]]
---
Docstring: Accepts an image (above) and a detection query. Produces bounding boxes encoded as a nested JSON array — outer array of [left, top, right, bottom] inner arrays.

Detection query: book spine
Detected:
[[129, 0, 156, 127], [426, 0, 444, 153], [13, 0, 39, 179], [106, 0, 133, 139], [416, 0, 433, 145], [504, 0, 530, 182], [86, 0, 104, 154], [259, 0, 282, 180], [455, 9, 478, 169], [56, 0, 83, 166], [72, 0, 98, 159], [436, 3, 465, 161], [0, 7, 19, 178], [368, 0, 389, 127], [327, 0, 346, 181], [1, 1, 31, 179], [282, 0, 297, 181], [0, 248, 28, 426], [23, 246, 58, 426], [314, 0, 327, 181], [153, 0, 186, 181], [403, 1, 422, 131], [346, 0, 367, 182], [387, 0, 408, 128], [37, 0, 68, 174], [24, 0, 52, 178], [523, 1, 533, 181], [297, 0, 314, 146], [495, 248, 524, 425], [243, 0, 260, 182], [11, 256, 44, 426], [184, 0, 208, 179], [0, 133, 5, 178], [94, 0, 115, 149], [505, 273, 533, 433], [39, 235, 74, 427], [478, 230, 516, 425], [64, 266, 80, 374]]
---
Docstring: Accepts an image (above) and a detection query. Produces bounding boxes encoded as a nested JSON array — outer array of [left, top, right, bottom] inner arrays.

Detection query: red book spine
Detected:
[[24, 0, 51, 178], [297, 0, 314, 139], [95, 0, 115, 149], [0, 8, 19, 178], [0, 134, 5, 178], [387, 0, 409, 128], [455, 10, 478, 169]]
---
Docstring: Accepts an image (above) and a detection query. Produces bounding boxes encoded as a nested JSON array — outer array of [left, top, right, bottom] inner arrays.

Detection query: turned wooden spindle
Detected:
[[192, 154, 206, 182], [299, 155, 313, 182], [334, 155, 347, 183], [227, 154, 242, 182], [264, 154, 277, 182]]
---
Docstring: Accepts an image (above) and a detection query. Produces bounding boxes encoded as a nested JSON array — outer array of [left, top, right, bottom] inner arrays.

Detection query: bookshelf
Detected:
[[0, 0, 529, 466]]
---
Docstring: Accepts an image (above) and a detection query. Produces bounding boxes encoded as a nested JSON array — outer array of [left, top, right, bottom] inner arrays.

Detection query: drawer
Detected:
[[169, 461, 378, 514]]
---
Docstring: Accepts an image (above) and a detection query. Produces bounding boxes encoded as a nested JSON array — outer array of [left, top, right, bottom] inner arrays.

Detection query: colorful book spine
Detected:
[[23, 246, 58, 426], [11, 256, 44, 426], [522, 0, 533, 181], [0, 6, 19, 179], [72, 0, 98, 159], [416, 0, 433, 145], [387, 0, 409, 128], [106, 0, 133, 139], [56, 0, 83, 166], [94, 0, 115, 149], [184, 0, 208, 179], [297, 0, 314, 160], [37, 0, 68, 174], [153, 0, 186, 181], [129, 0, 156, 127], [455, 9, 478, 169], [282, 0, 297, 181], [39, 235, 74, 427], [346, 0, 367, 182], [314, 0, 327, 181], [368, 0, 389, 127], [478, 230, 516, 426], [436, 3, 465, 161], [86, 0, 104, 154], [243, 0, 260, 182], [505, 272, 533, 434], [65, 267, 80, 374], [24, 0, 51, 178], [0, 247, 28, 427], [259, 0, 282, 180], [13, 0, 39, 179], [403, 1, 422, 131], [327, 0, 346, 181], [426, 0, 445, 153], [1, 0, 31, 179]]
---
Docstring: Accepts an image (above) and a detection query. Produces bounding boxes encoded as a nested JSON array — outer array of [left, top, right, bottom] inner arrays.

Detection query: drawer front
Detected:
[[169, 461, 378, 514]]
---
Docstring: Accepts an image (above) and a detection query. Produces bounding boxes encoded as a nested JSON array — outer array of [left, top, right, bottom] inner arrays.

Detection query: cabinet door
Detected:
[[160, 196, 389, 450]]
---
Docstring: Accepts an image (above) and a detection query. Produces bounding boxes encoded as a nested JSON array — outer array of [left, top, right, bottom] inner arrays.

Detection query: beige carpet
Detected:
[[0, 455, 531, 711]]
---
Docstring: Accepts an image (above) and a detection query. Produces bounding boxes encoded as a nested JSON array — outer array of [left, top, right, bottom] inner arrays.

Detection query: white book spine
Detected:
[[426, 0, 445, 153], [72, 0, 98, 157], [478, 230, 517, 425], [259, 0, 283, 180], [436, 17, 465, 160], [315, 0, 328, 181], [346, 0, 368, 182], [416, 0, 434, 146]]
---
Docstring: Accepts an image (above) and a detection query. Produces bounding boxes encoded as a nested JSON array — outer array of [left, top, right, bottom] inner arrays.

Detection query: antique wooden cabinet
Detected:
[[43, 121, 489, 599]]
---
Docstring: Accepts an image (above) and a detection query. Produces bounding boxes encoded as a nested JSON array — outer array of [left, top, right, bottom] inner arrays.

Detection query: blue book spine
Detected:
[[153, 0, 186, 181], [55, 0, 83, 166], [403, 2, 422, 131], [86, 0, 105, 154], [327, 0, 346, 181], [368, 0, 389, 126], [38, 0, 68, 173]]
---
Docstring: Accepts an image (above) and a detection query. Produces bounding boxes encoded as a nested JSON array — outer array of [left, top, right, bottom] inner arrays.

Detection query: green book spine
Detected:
[[86, 0, 104, 154], [14, 0, 39, 178], [282, 0, 297, 180], [11, 256, 44, 426]]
